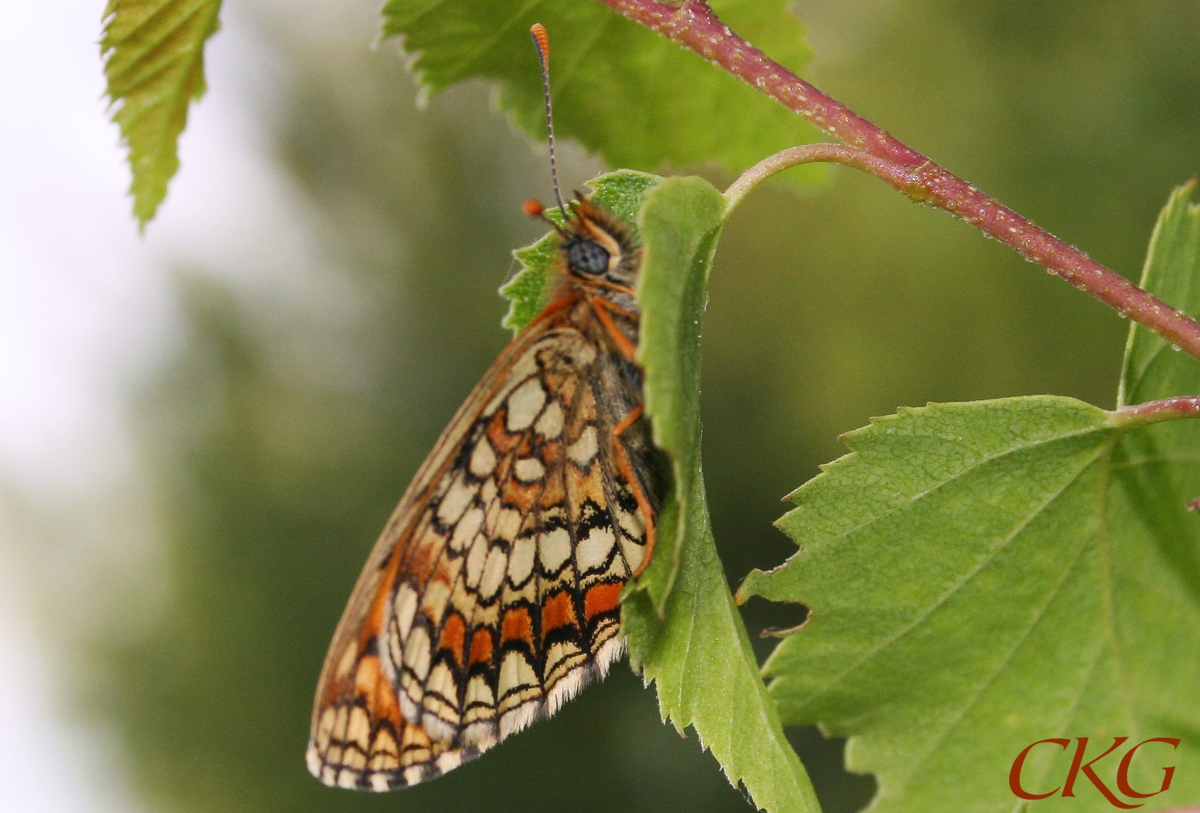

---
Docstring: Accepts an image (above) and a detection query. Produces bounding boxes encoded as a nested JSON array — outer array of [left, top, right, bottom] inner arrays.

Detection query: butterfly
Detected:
[[306, 187, 666, 790]]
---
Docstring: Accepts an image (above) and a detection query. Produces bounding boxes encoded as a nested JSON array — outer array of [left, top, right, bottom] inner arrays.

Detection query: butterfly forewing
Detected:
[[308, 197, 659, 791]]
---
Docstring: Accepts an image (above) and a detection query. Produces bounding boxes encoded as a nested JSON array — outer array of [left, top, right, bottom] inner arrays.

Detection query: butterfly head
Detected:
[[560, 194, 641, 292]]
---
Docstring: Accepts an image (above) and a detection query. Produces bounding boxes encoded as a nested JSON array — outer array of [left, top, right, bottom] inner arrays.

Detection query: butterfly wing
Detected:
[[307, 296, 656, 790], [307, 643, 484, 790]]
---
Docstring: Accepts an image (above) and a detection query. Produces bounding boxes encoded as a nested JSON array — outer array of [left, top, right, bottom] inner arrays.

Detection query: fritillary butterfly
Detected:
[[307, 25, 663, 790]]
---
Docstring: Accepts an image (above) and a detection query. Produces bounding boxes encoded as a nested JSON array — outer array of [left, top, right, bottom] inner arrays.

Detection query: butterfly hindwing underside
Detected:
[[308, 196, 662, 790]]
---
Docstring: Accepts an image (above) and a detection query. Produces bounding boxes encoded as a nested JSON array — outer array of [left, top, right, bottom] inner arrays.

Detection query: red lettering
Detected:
[[1063, 737, 1142, 809], [1009, 738, 1070, 800], [1116, 738, 1181, 799]]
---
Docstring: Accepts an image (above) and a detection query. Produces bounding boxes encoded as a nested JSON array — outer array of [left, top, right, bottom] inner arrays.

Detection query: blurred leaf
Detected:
[[380, 0, 823, 183], [102, 0, 222, 226], [739, 184, 1200, 813]]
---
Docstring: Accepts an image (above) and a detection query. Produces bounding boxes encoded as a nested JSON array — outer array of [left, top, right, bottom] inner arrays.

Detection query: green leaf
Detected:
[[627, 175, 723, 612], [739, 185, 1200, 813], [380, 0, 823, 184], [503, 173, 820, 812], [624, 176, 820, 813], [102, 0, 222, 227], [1121, 181, 1200, 406], [1106, 182, 1200, 808]]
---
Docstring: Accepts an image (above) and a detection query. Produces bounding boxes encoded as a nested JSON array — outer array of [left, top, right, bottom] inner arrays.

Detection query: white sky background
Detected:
[[0, 1, 345, 810]]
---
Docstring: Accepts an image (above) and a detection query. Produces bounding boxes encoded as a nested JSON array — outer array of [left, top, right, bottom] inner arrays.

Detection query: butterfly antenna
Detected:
[[530, 23, 568, 221]]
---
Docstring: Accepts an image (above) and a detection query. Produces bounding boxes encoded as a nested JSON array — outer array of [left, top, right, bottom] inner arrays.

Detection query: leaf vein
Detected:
[[790, 421, 1112, 562], [891, 498, 1100, 791], [789, 443, 1110, 713]]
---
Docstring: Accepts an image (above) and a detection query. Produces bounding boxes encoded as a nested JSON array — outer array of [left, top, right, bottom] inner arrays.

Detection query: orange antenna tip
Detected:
[[530, 23, 549, 63], [523, 198, 545, 218], [528, 23, 567, 219]]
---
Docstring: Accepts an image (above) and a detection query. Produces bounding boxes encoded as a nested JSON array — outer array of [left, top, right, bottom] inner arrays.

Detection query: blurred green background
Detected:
[[15, 2, 1200, 812]]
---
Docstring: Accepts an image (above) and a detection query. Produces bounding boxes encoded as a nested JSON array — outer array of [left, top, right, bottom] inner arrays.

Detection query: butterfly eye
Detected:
[[567, 237, 611, 276]]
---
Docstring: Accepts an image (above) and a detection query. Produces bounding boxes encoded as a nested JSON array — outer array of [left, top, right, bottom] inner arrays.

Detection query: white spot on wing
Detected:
[[348, 707, 371, 749], [538, 527, 571, 573], [335, 641, 357, 678], [420, 580, 450, 623], [422, 710, 456, 744], [465, 534, 488, 588], [576, 526, 616, 573], [484, 352, 540, 415], [535, 399, 564, 439], [567, 425, 598, 466], [333, 705, 349, 740], [450, 505, 485, 552], [425, 663, 459, 710], [506, 378, 546, 431], [619, 535, 645, 573], [317, 708, 335, 751], [463, 719, 498, 748], [404, 626, 432, 679], [616, 505, 644, 539], [514, 457, 545, 482], [436, 751, 463, 774], [437, 475, 477, 526], [469, 440, 497, 478], [399, 689, 421, 723], [306, 745, 323, 778], [498, 651, 539, 701], [494, 508, 523, 542], [507, 536, 536, 585], [479, 546, 507, 600], [394, 583, 418, 640], [464, 675, 496, 718]]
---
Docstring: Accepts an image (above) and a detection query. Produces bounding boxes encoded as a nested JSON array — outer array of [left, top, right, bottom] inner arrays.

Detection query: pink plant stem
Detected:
[[596, 0, 1200, 362], [724, 144, 922, 214], [1115, 396, 1200, 424]]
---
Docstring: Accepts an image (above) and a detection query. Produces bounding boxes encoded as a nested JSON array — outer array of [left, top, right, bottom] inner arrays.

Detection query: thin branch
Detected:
[[596, 0, 1200, 362], [725, 144, 920, 215], [1112, 396, 1200, 426]]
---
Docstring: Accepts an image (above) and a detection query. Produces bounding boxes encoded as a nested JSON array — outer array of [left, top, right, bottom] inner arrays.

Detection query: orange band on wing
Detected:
[[501, 607, 535, 647], [541, 591, 577, 635], [584, 582, 622, 621], [439, 613, 467, 668], [469, 628, 494, 666], [360, 549, 404, 649]]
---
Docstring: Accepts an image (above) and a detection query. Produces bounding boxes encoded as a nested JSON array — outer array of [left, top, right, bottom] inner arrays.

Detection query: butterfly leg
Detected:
[[589, 296, 659, 577], [610, 404, 658, 577], [589, 296, 638, 361]]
